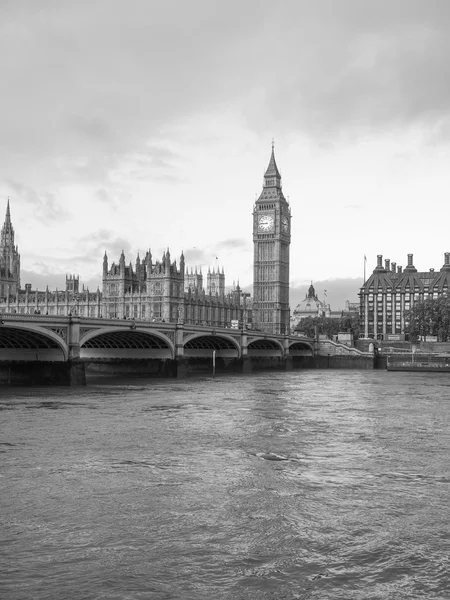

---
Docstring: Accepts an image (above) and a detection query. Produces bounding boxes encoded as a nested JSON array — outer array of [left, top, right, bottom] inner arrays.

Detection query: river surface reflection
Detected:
[[1, 370, 450, 599]]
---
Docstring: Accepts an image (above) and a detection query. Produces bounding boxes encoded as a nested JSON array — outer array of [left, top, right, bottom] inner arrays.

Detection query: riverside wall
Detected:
[[0, 345, 377, 386], [0, 361, 86, 386]]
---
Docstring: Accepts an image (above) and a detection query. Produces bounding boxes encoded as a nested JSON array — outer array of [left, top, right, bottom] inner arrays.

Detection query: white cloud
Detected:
[[1, 0, 449, 299]]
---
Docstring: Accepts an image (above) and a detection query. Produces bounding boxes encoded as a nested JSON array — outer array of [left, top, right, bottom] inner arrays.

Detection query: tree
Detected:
[[294, 314, 360, 340], [405, 294, 450, 342]]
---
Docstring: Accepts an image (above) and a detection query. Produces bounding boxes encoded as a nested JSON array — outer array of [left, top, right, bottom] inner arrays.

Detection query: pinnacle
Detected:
[[264, 143, 281, 179]]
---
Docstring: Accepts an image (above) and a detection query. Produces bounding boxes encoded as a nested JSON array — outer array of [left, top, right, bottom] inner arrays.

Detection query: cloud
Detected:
[[4, 180, 69, 222], [215, 238, 251, 251], [254, 1, 450, 139], [2, 0, 450, 198], [75, 230, 134, 262], [66, 115, 116, 145], [21, 232, 136, 286], [183, 248, 208, 265], [21, 269, 100, 292]]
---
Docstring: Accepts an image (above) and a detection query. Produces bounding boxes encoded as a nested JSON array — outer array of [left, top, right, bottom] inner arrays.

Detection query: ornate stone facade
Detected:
[[102, 248, 251, 327]]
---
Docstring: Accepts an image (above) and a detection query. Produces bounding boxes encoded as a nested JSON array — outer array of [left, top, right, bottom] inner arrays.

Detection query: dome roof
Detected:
[[292, 283, 326, 317]]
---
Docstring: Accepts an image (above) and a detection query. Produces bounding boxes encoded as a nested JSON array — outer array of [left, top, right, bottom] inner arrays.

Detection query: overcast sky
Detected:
[[1, 0, 450, 309]]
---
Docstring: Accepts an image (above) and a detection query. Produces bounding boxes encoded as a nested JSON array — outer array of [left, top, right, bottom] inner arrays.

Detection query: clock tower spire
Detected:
[[263, 139, 282, 189], [252, 144, 291, 335]]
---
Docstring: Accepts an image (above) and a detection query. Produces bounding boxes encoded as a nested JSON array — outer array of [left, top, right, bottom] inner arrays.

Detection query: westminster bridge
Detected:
[[0, 314, 322, 385]]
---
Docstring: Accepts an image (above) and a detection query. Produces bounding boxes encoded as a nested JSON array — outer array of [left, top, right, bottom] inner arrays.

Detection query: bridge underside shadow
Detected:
[[289, 341, 314, 356], [0, 326, 65, 361], [183, 335, 239, 358], [247, 339, 283, 357], [81, 330, 172, 359], [177, 335, 240, 375]]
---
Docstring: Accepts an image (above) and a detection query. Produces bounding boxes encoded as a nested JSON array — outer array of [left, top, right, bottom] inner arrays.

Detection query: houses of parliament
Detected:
[[0, 146, 292, 335]]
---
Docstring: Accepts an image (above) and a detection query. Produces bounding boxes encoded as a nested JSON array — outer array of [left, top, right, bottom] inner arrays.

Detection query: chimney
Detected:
[[430, 268, 434, 273], [398, 266, 402, 274], [445, 252, 450, 266], [385, 259, 390, 271], [391, 262, 396, 273], [407, 254, 413, 267], [377, 255, 383, 267]]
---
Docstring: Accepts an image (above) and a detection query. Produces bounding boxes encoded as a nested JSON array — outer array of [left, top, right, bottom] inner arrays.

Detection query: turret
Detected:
[[180, 250, 185, 273], [145, 249, 152, 276], [119, 249, 125, 274], [103, 251, 108, 276]]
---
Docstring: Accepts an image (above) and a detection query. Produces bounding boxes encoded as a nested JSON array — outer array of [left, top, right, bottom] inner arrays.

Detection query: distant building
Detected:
[[290, 283, 346, 331], [185, 266, 203, 293], [359, 253, 450, 339], [290, 284, 328, 328], [344, 300, 359, 314]]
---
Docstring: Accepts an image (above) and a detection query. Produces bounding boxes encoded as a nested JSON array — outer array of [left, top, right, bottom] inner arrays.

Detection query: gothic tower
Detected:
[[0, 200, 21, 295], [252, 144, 291, 334], [207, 266, 225, 297]]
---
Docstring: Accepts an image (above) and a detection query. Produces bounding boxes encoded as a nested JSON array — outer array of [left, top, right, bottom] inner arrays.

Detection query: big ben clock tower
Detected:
[[253, 143, 291, 334]]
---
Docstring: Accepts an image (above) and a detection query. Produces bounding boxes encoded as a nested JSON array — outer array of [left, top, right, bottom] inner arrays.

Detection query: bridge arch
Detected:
[[289, 339, 314, 356], [0, 323, 68, 361], [183, 332, 241, 358], [80, 327, 175, 359], [246, 336, 285, 357]]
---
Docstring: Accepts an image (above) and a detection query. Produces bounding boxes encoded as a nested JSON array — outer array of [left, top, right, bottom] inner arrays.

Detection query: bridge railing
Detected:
[[0, 313, 312, 344]]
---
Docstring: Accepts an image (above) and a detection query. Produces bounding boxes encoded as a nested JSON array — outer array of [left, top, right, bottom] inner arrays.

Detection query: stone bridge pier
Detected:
[[67, 317, 87, 386]]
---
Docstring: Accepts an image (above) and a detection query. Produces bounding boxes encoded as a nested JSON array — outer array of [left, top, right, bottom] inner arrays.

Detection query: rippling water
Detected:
[[1, 371, 450, 599]]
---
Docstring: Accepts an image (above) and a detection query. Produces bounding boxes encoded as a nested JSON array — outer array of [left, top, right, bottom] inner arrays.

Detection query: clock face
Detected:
[[258, 214, 274, 231], [281, 216, 289, 233]]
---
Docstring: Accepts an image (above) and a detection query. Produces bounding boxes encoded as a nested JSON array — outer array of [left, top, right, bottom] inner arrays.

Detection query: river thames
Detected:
[[1, 370, 450, 599]]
